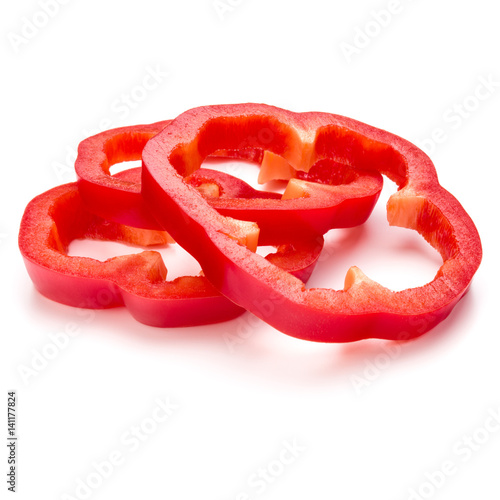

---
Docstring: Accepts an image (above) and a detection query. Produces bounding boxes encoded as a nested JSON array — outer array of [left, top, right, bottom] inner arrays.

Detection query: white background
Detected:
[[2, 1, 499, 499]]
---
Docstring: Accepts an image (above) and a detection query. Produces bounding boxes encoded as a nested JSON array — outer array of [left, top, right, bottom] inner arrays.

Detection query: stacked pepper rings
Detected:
[[19, 104, 482, 342]]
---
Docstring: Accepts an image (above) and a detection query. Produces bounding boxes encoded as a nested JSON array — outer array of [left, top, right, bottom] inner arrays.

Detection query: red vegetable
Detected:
[[75, 121, 383, 244], [18, 175, 324, 327], [141, 103, 482, 342], [75, 120, 272, 229]]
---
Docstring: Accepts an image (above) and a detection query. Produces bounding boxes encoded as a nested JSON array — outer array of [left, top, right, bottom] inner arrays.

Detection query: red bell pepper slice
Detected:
[[75, 120, 273, 230], [18, 174, 324, 327], [141, 103, 482, 342], [75, 121, 383, 244]]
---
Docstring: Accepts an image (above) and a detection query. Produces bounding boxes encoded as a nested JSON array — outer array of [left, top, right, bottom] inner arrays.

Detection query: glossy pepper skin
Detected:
[[75, 120, 276, 230], [141, 103, 482, 342], [75, 121, 383, 245], [18, 175, 324, 328]]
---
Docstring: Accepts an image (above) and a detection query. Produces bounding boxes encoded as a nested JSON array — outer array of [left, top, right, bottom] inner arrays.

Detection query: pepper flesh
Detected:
[[75, 121, 383, 244], [141, 103, 482, 342], [76, 120, 276, 229], [19, 174, 324, 327]]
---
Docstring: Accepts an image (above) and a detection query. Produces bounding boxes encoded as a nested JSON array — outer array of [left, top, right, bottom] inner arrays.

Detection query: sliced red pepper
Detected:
[[75, 121, 383, 244], [111, 165, 281, 201], [18, 174, 323, 327], [141, 103, 482, 342], [75, 120, 272, 229]]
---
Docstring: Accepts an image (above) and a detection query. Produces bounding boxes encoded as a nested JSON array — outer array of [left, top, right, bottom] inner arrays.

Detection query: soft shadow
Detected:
[[23, 263, 479, 390], [308, 287, 478, 383]]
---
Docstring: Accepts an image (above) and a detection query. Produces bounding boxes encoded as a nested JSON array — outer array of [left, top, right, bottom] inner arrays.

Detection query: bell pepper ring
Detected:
[[141, 103, 482, 342], [18, 174, 324, 328], [75, 121, 383, 244], [110, 165, 282, 201], [75, 120, 274, 230]]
